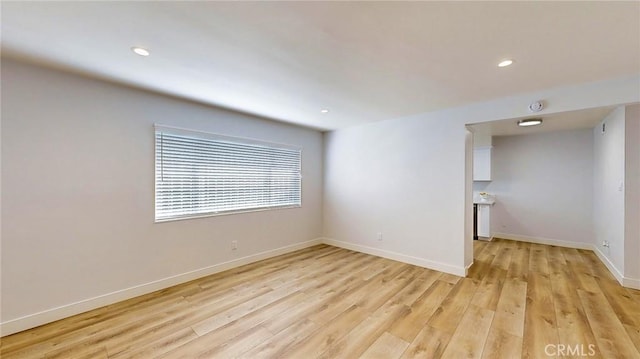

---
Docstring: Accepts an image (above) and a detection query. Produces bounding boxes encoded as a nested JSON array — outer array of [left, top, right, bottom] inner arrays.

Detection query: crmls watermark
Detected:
[[545, 344, 597, 357]]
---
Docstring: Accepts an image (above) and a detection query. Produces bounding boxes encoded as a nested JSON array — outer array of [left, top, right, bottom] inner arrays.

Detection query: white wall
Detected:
[[624, 104, 640, 284], [464, 129, 474, 268], [593, 107, 626, 277], [474, 133, 492, 148], [323, 74, 639, 277], [0, 59, 324, 333], [481, 129, 594, 246], [323, 115, 469, 275], [2, 58, 640, 335]]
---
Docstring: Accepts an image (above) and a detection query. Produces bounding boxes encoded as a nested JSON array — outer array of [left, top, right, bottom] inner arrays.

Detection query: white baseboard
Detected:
[[0, 238, 323, 337], [591, 246, 625, 285], [591, 246, 640, 290], [623, 277, 640, 290], [4, 235, 636, 337], [493, 232, 593, 250], [322, 238, 466, 277], [495, 233, 640, 290], [465, 261, 474, 276]]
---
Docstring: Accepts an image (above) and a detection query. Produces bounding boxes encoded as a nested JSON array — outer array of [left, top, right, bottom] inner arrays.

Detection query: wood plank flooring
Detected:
[[1, 239, 639, 358]]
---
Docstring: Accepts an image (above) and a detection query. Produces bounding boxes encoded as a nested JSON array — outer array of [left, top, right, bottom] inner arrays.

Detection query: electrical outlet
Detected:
[[377, 232, 383, 241], [232, 240, 238, 250]]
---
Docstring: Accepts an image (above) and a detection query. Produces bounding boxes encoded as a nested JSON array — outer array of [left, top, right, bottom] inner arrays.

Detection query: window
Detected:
[[155, 125, 302, 222]]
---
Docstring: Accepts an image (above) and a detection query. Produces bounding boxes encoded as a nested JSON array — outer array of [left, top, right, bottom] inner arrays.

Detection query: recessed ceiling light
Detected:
[[498, 59, 513, 67], [518, 118, 543, 127], [320, 109, 329, 114], [131, 47, 150, 57]]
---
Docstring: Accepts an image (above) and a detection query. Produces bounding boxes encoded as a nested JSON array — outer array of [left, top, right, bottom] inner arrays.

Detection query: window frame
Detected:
[[154, 124, 303, 223]]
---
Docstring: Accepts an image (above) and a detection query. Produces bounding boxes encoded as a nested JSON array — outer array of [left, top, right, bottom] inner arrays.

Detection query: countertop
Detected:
[[473, 195, 496, 205]]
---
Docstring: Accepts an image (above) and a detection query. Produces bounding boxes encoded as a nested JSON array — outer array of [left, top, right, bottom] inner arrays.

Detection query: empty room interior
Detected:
[[1, 2, 640, 359]]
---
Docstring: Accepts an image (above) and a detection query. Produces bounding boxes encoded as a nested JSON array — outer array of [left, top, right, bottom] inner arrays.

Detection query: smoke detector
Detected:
[[528, 101, 544, 113]]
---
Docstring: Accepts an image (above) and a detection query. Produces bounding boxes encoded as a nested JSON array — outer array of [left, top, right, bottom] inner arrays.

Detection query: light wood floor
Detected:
[[1, 239, 639, 358]]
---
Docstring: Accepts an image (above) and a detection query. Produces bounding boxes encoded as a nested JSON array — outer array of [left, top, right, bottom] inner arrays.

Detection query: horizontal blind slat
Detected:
[[155, 130, 301, 221]]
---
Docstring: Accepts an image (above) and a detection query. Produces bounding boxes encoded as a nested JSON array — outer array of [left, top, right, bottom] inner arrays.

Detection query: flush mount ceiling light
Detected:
[[498, 59, 513, 67], [518, 118, 543, 127], [320, 109, 330, 114], [131, 47, 150, 57]]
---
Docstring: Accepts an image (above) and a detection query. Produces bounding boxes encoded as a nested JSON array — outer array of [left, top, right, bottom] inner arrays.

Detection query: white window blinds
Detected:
[[155, 126, 302, 222]]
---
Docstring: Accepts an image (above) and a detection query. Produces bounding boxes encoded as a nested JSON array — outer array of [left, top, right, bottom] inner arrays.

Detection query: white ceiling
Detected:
[[468, 106, 615, 137], [2, 2, 639, 131]]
